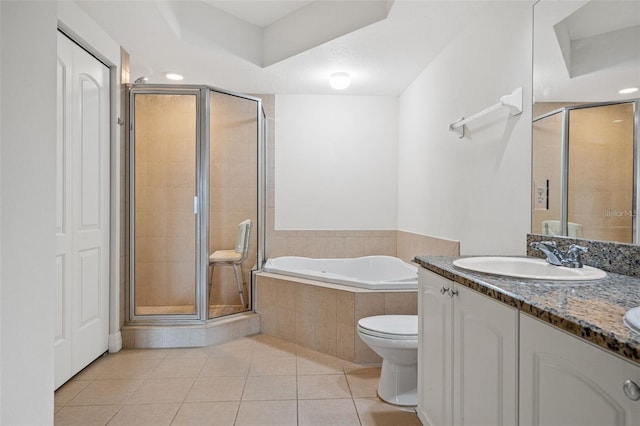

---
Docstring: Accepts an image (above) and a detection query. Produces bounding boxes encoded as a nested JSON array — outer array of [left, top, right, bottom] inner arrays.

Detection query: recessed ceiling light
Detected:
[[164, 72, 184, 81], [329, 72, 351, 90], [619, 87, 638, 94]]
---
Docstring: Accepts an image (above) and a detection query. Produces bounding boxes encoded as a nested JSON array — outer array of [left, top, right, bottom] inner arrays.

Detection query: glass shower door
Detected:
[[207, 91, 259, 319], [567, 102, 635, 243], [532, 109, 563, 236], [132, 91, 199, 318]]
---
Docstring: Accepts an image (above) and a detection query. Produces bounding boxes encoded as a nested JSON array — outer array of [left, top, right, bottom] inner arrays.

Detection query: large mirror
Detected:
[[532, 0, 640, 243]]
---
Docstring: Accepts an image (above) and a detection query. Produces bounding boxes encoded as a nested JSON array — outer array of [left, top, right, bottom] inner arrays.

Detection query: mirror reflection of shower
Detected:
[[532, 101, 638, 244], [127, 84, 265, 324]]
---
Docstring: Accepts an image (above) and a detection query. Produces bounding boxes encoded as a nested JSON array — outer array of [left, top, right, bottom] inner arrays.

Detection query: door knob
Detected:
[[440, 286, 449, 295], [623, 380, 640, 401]]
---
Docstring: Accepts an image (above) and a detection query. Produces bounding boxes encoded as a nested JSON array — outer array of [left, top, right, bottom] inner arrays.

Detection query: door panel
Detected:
[[78, 248, 101, 324], [55, 31, 110, 389], [79, 76, 101, 226], [55, 32, 74, 388]]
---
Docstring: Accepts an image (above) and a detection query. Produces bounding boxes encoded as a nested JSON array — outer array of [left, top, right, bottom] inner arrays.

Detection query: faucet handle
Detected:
[[568, 244, 588, 253], [563, 244, 588, 268], [530, 240, 557, 248]]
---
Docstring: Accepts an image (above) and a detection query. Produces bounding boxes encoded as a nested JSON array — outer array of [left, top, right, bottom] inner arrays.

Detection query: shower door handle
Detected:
[[194, 196, 199, 215]]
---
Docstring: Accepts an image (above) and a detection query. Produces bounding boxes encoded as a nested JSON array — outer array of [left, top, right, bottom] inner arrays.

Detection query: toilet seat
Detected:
[[357, 315, 417, 340]]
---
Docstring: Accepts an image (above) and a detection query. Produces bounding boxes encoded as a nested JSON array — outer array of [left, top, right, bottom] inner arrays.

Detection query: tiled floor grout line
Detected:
[[294, 347, 300, 426], [342, 368, 365, 426], [168, 355, 208, 426]]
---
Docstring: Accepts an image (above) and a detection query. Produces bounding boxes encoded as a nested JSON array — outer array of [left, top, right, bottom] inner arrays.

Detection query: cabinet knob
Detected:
[[623, 380, 640, 401], [440, 286, 449, 295], [448, 289, 458, 297]]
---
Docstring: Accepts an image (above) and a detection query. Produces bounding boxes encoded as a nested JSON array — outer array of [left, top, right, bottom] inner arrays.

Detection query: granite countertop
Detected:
[[414, 255, 640, 366]]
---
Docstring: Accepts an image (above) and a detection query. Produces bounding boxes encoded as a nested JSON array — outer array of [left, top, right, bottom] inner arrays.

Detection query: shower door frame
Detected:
[[532, 99, 640, 243], [127, 84, 266, 324]]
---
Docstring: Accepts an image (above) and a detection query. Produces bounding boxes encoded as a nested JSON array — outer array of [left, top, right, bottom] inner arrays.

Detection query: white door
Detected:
[[55, 32, 110, 389]]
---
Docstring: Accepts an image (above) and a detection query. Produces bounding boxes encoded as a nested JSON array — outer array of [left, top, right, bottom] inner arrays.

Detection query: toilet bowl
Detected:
[[356, 315, 418, 406]]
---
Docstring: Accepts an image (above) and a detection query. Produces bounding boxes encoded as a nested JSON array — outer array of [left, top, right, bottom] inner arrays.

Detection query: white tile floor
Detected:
[[54, 334, 422, 426]]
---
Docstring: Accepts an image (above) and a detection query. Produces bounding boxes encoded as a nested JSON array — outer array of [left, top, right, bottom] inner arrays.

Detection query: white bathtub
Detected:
[[263, 255, 418, 290]]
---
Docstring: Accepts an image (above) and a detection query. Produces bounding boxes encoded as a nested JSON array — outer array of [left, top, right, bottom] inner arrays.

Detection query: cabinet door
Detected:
[[453, 285, 518, 426], [418, 269, 454, 426], [520, 314, 640, 426]]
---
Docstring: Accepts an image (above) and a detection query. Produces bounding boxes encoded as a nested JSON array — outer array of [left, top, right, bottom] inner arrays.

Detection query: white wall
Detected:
[[1, 1, 57, 424], [275, 94, 398, 230], [397, 1, 533, 255]]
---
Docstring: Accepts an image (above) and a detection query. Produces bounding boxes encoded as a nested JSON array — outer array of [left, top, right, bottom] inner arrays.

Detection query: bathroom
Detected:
[[1, 0, 639, 424]]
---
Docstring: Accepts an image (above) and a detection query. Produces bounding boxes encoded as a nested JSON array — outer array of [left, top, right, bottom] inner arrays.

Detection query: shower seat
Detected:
[[209, 219, 252, 308]]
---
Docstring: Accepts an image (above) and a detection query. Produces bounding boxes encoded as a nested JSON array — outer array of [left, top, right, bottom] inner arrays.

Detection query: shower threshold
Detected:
[[120, 312, 259, 350], [135, 304, 246, 317]]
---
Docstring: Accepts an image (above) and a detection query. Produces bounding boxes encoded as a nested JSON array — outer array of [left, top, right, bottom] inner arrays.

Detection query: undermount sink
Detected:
[[452, 256, 607, 281], [624, 307, 640, 334]]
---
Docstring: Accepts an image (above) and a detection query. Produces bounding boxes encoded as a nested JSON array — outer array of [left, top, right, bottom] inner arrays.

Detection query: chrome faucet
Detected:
[[529, 241, 588, 268], [530, 241, 564, 266]]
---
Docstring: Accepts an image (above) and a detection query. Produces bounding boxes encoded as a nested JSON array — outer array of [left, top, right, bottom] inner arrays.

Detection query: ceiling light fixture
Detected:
[[329, 72, 351, 90], [164, 72, 184, 81], [619, 87, 638, 94]]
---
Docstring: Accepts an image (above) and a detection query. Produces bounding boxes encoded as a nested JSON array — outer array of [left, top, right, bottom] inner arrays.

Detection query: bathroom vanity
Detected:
[[415, 255, 640, 426]]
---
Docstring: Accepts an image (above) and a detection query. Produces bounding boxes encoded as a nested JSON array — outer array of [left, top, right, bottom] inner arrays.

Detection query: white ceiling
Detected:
[[202, 0, 314, 27], [75, 0, 489, 95]]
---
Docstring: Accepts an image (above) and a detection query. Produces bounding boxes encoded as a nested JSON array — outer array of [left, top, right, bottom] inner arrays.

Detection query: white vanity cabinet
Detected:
[[418, 268, 518, 426], [520, 314, 640, 426]]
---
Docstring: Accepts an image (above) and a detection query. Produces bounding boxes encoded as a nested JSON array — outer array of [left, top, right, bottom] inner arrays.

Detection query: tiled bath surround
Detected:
[[255, 274, 417, 363], [256, 232, 460, 362], [527, 233, 640, 277]]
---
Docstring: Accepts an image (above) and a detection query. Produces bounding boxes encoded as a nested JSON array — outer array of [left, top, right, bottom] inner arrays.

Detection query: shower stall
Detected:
[[532, 100, 639, 243], [126, 84, 266, 324]]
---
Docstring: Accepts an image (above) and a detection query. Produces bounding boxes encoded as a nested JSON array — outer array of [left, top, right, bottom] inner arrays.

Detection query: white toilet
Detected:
[[356, 314, 418, 406]]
